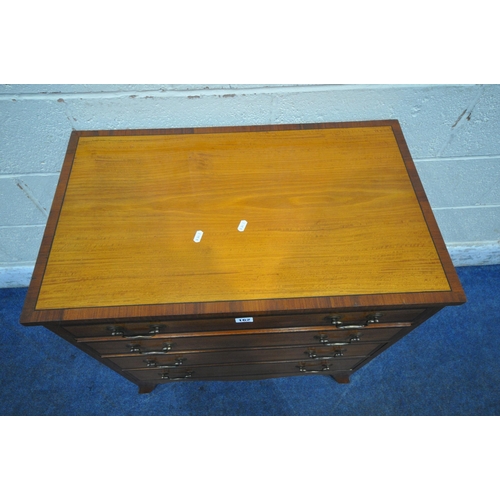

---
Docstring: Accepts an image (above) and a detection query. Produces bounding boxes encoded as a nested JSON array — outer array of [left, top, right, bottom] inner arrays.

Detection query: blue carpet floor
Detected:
[[1, 265, 499, 415]]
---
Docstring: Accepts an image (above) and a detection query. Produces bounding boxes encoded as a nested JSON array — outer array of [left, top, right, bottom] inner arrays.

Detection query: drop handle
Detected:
[[160, 371, 193, 380], [127, 343, 174, 355], [144, 357, 186, 368], [108, 325, 163, 339], [306, 348, 344, 359], [330, 314, 381, 329], [314, 334, 354, 346], [297, 363, 330, 373]]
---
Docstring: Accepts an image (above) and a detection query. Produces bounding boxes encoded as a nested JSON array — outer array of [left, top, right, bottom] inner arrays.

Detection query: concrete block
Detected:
[[0, 99, 71, 174], [0, 225, 45, 264], [438, 84, 500, 157], [59, 91, 276, 130], [433, 206, 500, 244], [415, 157, 500, 208], [0, 175, 57, 226], [0, 84, 293, 95]]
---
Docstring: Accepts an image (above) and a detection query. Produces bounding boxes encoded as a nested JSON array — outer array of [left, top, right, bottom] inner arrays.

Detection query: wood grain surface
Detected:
[[34, 124, 451, 310]]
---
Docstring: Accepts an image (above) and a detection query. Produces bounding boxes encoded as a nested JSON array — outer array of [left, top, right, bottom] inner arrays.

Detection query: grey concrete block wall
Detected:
[[1, 84, 499, 287]]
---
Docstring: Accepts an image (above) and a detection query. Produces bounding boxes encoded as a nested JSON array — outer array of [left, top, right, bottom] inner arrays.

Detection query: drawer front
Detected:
[[65, 308, 425, 338], [109, 342, 384, 370], [127, 358, 361, 382], [84, 327, 403, 356]]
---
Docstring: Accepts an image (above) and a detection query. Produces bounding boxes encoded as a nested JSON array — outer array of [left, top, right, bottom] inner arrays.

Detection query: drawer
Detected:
[[109, 342, 384, 370], [84, 326, 404, 355], [64, 308, 425, 338], [127, 358, 362, 382]]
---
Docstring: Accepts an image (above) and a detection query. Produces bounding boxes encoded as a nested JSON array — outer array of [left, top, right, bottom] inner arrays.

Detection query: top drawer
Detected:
[[64, 308, 426, 339]]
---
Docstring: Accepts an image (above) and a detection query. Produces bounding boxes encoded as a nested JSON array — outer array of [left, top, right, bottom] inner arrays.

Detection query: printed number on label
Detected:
[[235, 317, 253, 323]]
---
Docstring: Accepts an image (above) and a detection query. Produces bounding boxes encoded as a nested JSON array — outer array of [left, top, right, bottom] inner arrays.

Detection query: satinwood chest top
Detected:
[[22, 121, 465, 325]]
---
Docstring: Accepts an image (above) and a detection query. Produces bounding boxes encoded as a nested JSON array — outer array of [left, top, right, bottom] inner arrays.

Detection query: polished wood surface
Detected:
[[35, 125, 450, 311]]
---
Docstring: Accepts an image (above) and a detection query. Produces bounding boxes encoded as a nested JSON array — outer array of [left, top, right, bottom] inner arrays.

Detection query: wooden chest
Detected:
[[20, 121, 466, 393]]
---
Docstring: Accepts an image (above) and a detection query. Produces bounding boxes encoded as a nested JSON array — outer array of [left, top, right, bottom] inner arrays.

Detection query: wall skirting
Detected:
[[2, 243, 499, 288], [447, 243, 500, 267], [0, 266, 34, 288]]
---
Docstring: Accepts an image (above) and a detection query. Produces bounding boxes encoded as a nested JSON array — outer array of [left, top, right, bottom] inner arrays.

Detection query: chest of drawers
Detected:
[[20, 121, 466, 393]]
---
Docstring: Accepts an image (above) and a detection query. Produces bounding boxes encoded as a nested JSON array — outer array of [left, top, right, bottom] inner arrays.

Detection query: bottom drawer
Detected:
[[127, 358, 362, 382]]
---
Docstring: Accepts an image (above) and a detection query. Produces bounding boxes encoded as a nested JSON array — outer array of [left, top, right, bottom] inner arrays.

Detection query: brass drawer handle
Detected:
[[160, 370, 193, 380], [330, 314, 381, 329], [144, 357, 186, 368], [297, 363, 330, 373], [314, 334, 356, 346], [127, 343, 174, 354], [108, 324, 163, 339], [306, 348, 344, 359]]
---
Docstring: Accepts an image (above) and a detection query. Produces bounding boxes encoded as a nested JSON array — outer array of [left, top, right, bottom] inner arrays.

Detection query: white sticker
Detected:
[[238, 220, 247, 232], [235, 317, 253, 323], [193, 230, 203, 242]]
